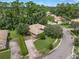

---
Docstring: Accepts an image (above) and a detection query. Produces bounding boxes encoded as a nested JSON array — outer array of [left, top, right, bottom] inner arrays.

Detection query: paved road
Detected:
[[43, 29, 74, 59]]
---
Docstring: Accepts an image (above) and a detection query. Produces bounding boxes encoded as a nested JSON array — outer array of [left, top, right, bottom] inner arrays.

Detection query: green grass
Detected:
[[61, 24, 71, 28], [34, 36, 55, 54], [9, 30, 18, 39], [0, 50, 10, 59], [18, 35, 28, 56], [23, 55, 29, 59]]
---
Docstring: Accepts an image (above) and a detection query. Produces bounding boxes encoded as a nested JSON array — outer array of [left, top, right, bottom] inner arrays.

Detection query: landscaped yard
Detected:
[[34, 36, 56, 54], [0, 50, 10, 59]]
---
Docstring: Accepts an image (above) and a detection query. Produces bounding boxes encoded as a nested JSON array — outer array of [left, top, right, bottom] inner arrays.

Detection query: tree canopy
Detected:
[[0, 1, 48, 31], [49, 3, 79, 20], [44, 24, 63, 38]]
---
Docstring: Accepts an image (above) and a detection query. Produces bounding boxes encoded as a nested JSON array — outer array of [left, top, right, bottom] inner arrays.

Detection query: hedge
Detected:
[[18, 35, 28, 56]]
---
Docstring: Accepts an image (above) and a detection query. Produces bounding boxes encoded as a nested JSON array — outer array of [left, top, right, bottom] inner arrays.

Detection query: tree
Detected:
[[44, 24, 63, 38], [37, 32, 46, 40], [49, 3, 79, 20], [74, 37, 79, 46], [71, 21, 79, 30], [25, 1, 48, 25], [16, 23, 29, 35], [46, 15, 54, 22]]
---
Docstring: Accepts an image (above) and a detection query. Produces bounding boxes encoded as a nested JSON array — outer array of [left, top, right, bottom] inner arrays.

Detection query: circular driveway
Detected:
[[43, 29, 74, 59]]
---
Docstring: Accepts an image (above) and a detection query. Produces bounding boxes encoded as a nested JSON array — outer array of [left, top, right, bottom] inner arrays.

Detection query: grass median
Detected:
[[0, 49, 10, 59]]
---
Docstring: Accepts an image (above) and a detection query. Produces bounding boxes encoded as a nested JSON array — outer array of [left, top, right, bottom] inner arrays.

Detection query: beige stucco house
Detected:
[[29, 24, 45, 37], [47, 11, 64, 24]]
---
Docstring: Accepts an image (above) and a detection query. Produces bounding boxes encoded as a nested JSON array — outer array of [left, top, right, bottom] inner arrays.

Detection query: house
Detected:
[[54, 16, 64, 24], [0, 30, 9, 50], [47, 12, 64, 24], [71, 19, 79, 30], [71, 19, 79, 22], [29, 24, 45, 37], [46, 11, 51, 16]]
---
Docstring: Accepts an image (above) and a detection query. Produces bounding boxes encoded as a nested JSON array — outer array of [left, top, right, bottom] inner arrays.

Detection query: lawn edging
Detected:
[[0, 49, 10, 59], [0, 49, 10, 53], [48, 38, 62, 55]]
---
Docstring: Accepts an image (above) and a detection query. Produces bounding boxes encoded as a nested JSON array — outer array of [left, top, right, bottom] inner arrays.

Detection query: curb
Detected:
[[65, 31, 75, 59], [0, 49, 10, 53], [48, 38, 62, 55]]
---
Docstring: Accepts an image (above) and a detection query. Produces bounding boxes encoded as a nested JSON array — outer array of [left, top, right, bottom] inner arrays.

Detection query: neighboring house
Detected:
[[54, 16, 64, 24], [71, 19, 79, 30], [71, 19, 79, 22], [46, 11, 52, 16], [0, 30, 9, 50], [51, 14, 64, 24], [29, 24, 45, 37], [47, 11, 64, 24]]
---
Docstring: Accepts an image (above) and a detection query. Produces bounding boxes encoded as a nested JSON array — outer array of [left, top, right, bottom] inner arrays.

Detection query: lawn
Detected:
[[9, 30, 18, 39], [0, 50, 10, 59], [34, 36, 55, 54]]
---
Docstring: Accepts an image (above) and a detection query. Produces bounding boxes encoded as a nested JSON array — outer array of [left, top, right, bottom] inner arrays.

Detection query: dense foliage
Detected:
[[49, 3, 79, 20], [26, 1, 48, 25], [37, 32, 46, 40], [0, 1, 48, 31], [71, 21, 79, 29], [16, 23, 29, 35], [74, 37, 79, 46], [44, 24, 63, 38]]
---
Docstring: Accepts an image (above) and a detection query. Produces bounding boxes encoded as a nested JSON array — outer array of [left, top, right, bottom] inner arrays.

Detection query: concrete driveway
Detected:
[[43, 29, 74, 59], [10, 40, 21, 59], [25, 39, 39, 59]]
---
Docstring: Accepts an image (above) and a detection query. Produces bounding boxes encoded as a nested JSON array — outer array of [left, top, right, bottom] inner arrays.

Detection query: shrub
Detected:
[[9, 30, 17, 39], [48, 44, 53, 50], [44, 24, 63, 38], [71, 30, 79, 36], [74, 37, 79, 46], [46, 16, 54, 22], [16, 23, 29, 35], [71, 21, 79, 30], [37, 32, 46, 40]]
